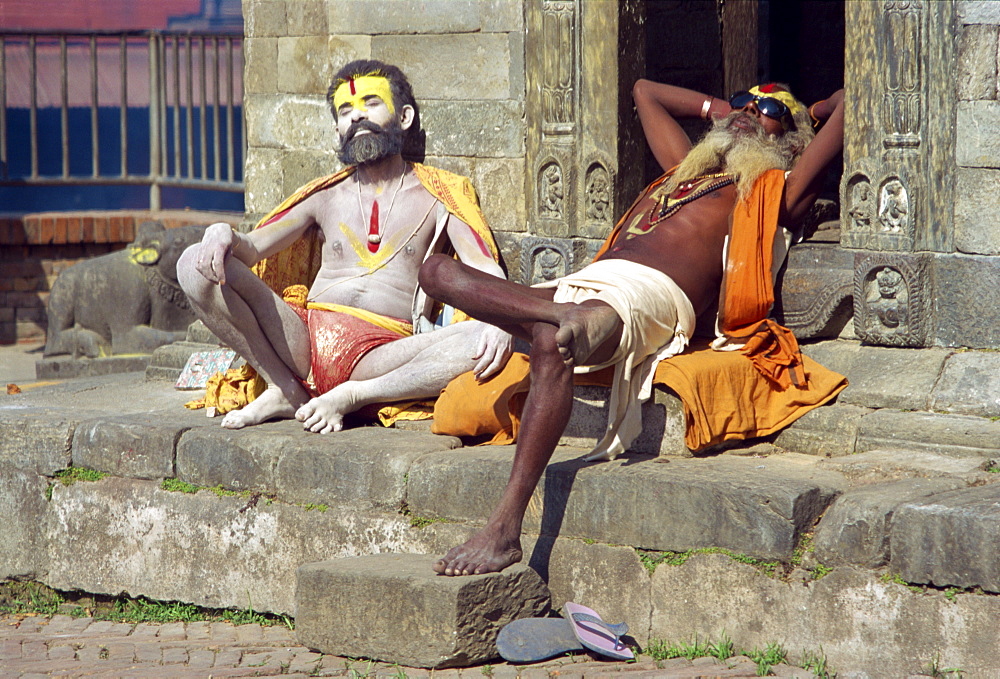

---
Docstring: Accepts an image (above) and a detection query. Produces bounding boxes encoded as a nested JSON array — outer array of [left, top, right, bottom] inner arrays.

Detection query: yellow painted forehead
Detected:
[[748, 85, 804, 115], [332, 75, 395, 115]]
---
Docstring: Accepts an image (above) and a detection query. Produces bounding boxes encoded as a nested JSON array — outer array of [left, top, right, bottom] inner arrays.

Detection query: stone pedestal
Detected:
[[295, 554, 550, 668]]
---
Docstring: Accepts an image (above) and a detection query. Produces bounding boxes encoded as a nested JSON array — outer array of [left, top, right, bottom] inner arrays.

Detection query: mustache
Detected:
[[719, 111, 765, 136], [342, 119, 384, 144]]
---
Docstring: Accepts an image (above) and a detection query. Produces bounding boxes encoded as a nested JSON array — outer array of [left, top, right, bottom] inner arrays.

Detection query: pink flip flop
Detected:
[[562, 601, 634, 661]]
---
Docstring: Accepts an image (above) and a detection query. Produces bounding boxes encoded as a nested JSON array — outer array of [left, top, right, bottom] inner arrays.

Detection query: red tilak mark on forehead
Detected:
[[349, 78, 356, 95], [759, 83, 778, 93]]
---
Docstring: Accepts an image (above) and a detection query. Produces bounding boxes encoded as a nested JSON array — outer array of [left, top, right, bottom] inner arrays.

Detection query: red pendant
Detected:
[[368, 199, 380, 252]]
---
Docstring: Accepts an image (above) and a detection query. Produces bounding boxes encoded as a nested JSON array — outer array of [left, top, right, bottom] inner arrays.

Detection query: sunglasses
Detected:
[[728, 91, 790, 120]]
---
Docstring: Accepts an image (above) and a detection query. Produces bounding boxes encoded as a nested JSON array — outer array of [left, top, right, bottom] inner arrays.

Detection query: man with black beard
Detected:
[[420, 79, 845, 576], [178, 59, 512, 432]]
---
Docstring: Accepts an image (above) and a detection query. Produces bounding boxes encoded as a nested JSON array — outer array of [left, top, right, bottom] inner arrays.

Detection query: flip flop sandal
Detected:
[[562, 601, 634, 661], [496, 617, 583, 663]]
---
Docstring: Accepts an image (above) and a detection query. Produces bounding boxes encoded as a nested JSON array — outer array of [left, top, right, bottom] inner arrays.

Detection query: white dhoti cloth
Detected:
[[534, 259, 696, 461]]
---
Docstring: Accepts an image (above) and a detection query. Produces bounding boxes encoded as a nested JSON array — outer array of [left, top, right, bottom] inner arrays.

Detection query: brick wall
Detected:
[[0, 210, 240, 345]]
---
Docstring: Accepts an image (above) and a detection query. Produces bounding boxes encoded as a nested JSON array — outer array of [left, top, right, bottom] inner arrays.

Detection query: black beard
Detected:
[[338, 118, 404, 166]]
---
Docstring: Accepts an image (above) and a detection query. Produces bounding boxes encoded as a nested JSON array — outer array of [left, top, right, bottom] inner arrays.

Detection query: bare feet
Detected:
[[433, 526, 523, 576], [553, 302, 622, 367], [221, 385, 301, 429], [295, 382, 359, 434]]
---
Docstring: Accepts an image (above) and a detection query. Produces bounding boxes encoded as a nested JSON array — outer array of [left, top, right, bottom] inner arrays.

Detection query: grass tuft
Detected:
[[160, 478, 200, 494], [53, 467, 107, 485]]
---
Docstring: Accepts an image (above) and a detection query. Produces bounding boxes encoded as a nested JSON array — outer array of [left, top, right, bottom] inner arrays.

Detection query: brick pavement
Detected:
[[0, 614, 807, 677]]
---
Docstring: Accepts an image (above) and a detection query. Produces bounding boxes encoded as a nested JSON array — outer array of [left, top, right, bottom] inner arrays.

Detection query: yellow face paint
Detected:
[[748, 85, 804, 116], [332, 75, 395, 115]]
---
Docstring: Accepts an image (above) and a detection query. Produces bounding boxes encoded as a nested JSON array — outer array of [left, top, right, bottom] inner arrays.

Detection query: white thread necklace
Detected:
[[357, 166, 406, 252]]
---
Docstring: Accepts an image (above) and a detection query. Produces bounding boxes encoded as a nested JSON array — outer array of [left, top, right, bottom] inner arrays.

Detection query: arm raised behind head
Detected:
[[782, 88, 845, 225], [632, 79, 732, 173]]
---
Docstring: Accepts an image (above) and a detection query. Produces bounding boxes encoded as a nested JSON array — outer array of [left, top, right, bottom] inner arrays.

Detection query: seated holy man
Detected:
[[177, 59, 512, 433], [419, 80, 846, 576]]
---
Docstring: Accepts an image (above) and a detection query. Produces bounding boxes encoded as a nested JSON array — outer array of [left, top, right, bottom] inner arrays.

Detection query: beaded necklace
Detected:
[[646, 172, 734, 227]]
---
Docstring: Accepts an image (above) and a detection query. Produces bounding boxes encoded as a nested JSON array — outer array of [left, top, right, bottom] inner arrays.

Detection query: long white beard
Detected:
[[668, 112, 797, 200]]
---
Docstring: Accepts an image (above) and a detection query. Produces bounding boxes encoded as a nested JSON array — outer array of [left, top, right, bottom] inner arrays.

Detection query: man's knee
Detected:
[[176, 245, 213, 303], [418, 254, 457, 299], [529, 323, 565, 373]]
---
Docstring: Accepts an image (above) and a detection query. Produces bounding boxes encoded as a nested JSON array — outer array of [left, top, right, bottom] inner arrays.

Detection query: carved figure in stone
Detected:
[[585, 166, 611, 222], [870, 266, 906, 329], [878, 180, 908, 232], [539, 163, 564, 218], [848, 179, 873, 229], [177, 59, 512, 433], [530, 247, 565, 284], [420, 78, 846, 576], [44, 221, 208, 359]]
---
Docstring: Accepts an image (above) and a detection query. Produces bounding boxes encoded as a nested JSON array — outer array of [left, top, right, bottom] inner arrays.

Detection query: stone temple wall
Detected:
[[241, 0, 527, 273]]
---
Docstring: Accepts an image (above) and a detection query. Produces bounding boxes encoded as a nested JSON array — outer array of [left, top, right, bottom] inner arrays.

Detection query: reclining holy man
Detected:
[[419, 80, 846, 575], [178, 59, 512, 432]]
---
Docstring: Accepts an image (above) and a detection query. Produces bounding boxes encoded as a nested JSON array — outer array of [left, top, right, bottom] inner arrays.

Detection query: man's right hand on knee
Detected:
[[194, 222, 238, 285]]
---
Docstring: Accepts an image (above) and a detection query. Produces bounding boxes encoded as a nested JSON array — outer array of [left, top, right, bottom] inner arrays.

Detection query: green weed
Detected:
[[924, 653, 965, 678], [409, 515, 443, 529], [811, 563, 833, 579], [53, 467, 107, 485], [747, 642, 787, 676], [636, 547, 779, 576], [0, 581, 64, 616], [880, 572, 921, 593], [801, 647, 834, 678], [708, 631, 736, 660], [160, 478, 200, 494], [644, 635, 713, 660], [302, 503, 329, 512]]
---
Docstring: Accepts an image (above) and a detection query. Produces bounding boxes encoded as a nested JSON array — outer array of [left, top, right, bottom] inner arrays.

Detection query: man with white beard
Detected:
[[177, 59, 512, 433], [419, 79, 845, 576]]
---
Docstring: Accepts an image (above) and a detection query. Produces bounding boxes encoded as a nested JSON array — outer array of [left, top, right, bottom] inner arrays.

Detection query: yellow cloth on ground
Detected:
[[184, 363, 266, 416]]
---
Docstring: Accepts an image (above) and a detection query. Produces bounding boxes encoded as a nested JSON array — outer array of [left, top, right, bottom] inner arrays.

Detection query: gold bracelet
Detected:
[[700, 97, 713, 120]]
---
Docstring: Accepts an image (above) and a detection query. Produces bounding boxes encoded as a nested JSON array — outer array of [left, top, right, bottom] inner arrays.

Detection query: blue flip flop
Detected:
[[562, 601, 634, 661], [496, 617, 583, 663]]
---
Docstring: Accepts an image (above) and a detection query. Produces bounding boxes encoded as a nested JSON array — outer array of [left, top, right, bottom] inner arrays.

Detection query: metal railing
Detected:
[[0, 30, 245, 210]]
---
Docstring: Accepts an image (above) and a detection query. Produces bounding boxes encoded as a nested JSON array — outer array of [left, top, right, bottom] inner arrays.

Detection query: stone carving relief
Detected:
[[540, 0, 576, 134], [882, 0, 922, 148], [878, 179, 909, 233], [845, 173, 874, 232], [538, 162, 565, 220], [853, 252, 929, 346], [584, 163, 611, 224], [519, 237, 571, 285]]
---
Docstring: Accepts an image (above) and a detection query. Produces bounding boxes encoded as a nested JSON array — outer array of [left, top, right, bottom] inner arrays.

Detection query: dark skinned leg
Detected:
[[433, 321, 574, 576]]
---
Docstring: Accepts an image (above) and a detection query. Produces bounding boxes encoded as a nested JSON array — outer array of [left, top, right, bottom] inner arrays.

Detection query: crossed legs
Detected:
[[419, 254, 624, 575]]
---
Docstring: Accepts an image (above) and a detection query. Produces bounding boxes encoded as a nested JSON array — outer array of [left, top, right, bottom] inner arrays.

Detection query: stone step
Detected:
[[295, 554, 550, 668], [35, 355, 149, 381], [145, 340, 222, 382]]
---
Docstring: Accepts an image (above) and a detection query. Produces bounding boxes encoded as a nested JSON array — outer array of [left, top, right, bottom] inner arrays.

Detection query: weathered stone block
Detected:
[[958, 0, 1000, 24], [421, 100, 525, 159], [561, 385, 687, 457], [818, 449, 991, 484], [469, 157, 528, 234], [772, 403, 870, 457], [43, 476, 468, 614], [280, 149, 341, 198], [932, 253, 1000, 348], [327, 0, 483, 35], [178, 421, 461, 508], [779, 243, 854, 340], [526, 538, 651, 645], [958, 24, 998, 100], [650, 554, 1000, 677], [375, 34, 513, 101], [247, 95, 334, 151], [244, 146, 286, 213], [277, 36, 331, 95], [803, 342, 947, 411], [929, 351, 1000, 417], [285, 0, 326, 36], [407, 449, 844, 560], [244, 38, 278, 95], [36, 356, 150, 380], [958, 101, 1000, 168], [892, 485, 1000, 592], [0, 463, 50, 579], [244, 0, 286, 38], [813, 478, 965, 569], [856, 409, 1000, 457], [327, 35, 372, 72], [0, 406, 86, 474], [955, 167, 1000, 255], [74, 413, 198, 480], [295, 554, 549, 668], [480, 0, 524, 33]]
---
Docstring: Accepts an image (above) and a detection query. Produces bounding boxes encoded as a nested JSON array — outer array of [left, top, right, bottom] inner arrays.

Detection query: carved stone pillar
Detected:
[[842, 0, 956, 346], [519, 0, 643, 284]]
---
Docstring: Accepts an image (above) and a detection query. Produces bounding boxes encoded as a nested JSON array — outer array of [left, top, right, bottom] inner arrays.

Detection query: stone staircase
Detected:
[[3, 338, 1000, 675]]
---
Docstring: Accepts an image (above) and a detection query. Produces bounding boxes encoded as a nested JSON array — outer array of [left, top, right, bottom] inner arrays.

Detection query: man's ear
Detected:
[[399, 104, 416, 130]]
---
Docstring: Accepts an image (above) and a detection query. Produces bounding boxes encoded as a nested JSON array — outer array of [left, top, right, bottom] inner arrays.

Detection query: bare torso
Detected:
[[600, 177, 738, 318], [303, 169, 440, 320]]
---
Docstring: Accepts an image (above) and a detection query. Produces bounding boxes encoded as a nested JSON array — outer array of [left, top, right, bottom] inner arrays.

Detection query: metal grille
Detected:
[[0, 30, 245, 210]]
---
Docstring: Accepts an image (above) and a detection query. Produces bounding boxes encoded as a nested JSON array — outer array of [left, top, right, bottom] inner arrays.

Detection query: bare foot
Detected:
[[433, 526, 523, 576], [553, 302, 622, 366], [221, 386, 300, 429], [295, 382, 360, 434]]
